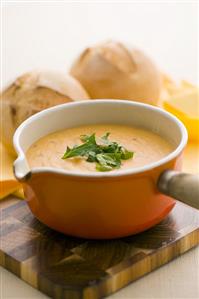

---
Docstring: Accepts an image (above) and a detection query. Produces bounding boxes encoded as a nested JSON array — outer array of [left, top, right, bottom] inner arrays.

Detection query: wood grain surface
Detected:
[[0, 197, 199, 299]]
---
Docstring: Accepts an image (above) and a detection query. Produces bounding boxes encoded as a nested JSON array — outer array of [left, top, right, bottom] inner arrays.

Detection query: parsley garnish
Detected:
[[62, 133, 134, 171]]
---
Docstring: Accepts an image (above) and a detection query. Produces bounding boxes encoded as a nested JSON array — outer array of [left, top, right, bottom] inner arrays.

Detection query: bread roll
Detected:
[[70, 40, 162, 105], [0, 70, 90, 154]]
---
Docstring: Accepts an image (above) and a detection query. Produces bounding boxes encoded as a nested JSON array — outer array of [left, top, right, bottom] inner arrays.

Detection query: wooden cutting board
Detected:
[[0, 197, 199, 299]]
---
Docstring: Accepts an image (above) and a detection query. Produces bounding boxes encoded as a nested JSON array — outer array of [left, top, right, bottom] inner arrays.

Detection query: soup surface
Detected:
[[26, 124, 173, 172]]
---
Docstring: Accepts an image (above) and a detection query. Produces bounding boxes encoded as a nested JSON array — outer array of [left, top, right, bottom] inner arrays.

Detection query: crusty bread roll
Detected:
[[0, 70, 90, 154], [70, 40, 162, 105]]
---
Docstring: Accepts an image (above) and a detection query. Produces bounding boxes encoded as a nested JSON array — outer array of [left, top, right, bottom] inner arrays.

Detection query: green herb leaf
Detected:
[[62, 133, 99, 159], [96, 163, 113, 172], [99, 132, 111, 145], [96, 153, 121, 167], [80, 134, 93, 143], [62, 132, 134, 172], [95, 152, 121, 171], [86, 151, 97, 162], [121, 148, 134, 160]]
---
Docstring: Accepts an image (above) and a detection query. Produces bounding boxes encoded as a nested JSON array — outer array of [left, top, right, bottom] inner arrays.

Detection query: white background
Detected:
[[2, 0, 198, 89], [1, 1, 199, 299]]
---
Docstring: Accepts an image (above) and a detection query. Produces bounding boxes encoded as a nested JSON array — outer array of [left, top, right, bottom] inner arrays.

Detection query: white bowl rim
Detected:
[[13, 100, 188, 179]]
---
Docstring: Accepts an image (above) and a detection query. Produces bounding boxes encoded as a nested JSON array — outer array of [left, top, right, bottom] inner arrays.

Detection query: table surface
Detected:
[[1, 2, 199, 299]]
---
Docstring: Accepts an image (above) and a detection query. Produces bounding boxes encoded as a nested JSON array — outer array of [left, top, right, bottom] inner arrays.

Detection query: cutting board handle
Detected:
[[158, 170, 199, 209]]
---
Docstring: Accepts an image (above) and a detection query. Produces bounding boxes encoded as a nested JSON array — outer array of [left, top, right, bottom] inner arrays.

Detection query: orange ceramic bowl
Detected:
[[13, 100, 187, 239]]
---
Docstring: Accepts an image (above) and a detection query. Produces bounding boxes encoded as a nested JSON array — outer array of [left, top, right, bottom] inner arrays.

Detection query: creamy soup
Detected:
[[26, 124, 173, 172]]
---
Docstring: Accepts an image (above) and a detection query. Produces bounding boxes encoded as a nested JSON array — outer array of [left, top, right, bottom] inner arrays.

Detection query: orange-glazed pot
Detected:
[[13, 100, 198, 239]]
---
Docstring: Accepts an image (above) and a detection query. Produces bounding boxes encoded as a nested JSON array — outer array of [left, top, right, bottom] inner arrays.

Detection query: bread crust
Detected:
[[70, 40, 162, 104], [0, 70, 90, 153]]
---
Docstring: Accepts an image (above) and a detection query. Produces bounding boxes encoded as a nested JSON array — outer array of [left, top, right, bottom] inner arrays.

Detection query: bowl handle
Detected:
[[157, 170, 199, 209]]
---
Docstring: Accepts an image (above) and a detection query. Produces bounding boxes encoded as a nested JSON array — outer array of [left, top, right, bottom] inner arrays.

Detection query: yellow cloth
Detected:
[[0, 142, 23, 199], [161, 77, 199, 142], [13, 188, 24, 199], [183, 142, 199, 174]]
